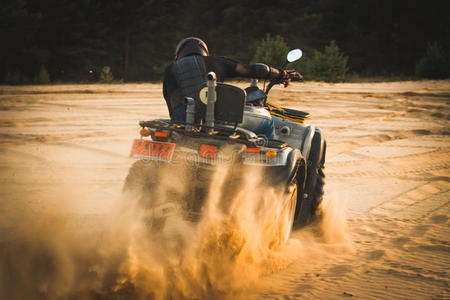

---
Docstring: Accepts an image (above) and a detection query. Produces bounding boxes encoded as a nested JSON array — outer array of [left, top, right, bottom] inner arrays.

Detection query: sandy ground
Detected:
[[0, 80, 448, 299]]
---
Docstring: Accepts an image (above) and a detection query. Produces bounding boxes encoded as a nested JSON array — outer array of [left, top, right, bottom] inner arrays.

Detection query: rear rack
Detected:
[[139, 120, 288, 149]]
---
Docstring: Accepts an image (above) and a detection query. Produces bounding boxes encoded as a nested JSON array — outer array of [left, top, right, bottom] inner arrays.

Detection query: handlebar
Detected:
[[264, 70, 303, 95]]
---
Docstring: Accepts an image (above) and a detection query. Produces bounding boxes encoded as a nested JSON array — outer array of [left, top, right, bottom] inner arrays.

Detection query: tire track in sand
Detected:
[[327, 129, 444, 158]]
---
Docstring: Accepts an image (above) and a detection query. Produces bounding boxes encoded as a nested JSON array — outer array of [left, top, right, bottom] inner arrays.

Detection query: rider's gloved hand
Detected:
[[279, 70, 303, 81], [286, 70, 303, 81]]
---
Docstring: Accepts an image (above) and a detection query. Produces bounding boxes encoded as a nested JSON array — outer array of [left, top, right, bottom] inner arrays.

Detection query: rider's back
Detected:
[[163, 55, 240, 120]]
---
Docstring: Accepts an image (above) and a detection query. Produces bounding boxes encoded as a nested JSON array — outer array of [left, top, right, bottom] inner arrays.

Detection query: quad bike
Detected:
[[124, 49, 326, 243]]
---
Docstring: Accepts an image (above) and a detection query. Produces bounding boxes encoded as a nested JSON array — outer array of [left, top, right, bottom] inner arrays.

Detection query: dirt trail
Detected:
[[0, 80, 449, 299]]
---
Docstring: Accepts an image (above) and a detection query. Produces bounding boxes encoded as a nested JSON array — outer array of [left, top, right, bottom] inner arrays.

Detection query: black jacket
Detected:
[[163, 55, 282, 117]]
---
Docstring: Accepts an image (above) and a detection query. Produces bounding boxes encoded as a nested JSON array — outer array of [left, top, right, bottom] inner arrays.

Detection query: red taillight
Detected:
[[199, 144, 218, 158], [246, 147, 260, 153], [154, 131, 168, 137]]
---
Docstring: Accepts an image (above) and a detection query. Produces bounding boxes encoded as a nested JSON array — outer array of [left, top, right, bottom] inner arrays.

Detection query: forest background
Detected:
[[1, 0, 449, 84]]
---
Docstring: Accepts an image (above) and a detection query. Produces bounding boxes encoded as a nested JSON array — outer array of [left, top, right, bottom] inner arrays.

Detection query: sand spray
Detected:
[[0, 159, 352, 299]]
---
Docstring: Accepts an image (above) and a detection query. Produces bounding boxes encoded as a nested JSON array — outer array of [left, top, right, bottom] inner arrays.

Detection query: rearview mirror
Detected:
[[287, 49, 302, 62]]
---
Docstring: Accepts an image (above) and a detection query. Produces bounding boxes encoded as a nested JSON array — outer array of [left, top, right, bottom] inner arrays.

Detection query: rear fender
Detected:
[[260, 148, 301, 187]]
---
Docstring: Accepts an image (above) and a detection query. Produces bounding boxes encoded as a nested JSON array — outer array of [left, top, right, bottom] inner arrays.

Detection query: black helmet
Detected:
[[175, 37, 209, 60]]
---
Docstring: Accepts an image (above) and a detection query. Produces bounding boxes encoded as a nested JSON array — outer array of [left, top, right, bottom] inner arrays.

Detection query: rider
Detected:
[[163, 37, 300, 139]]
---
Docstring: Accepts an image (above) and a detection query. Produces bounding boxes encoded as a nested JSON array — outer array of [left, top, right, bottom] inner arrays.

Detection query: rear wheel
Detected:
[[123, 159, 159, 197], [123, 160, 172, 231], [282, 184, 298, 241], [270, 183, 297, 249]]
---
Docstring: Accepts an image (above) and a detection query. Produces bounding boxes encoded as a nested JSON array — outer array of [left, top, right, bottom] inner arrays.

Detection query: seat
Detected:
[[198, 82, 246, 124]]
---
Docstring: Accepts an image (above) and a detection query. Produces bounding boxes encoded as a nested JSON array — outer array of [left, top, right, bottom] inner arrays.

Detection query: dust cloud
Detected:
[[0, 156, 349, 300]]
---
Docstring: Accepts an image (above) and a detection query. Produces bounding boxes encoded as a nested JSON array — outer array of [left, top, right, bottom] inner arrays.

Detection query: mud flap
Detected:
[[295, 128, 325, 224]]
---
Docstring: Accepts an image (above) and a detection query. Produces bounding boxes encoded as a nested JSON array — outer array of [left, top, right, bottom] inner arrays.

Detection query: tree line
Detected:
[[1, 0, 448, 84]]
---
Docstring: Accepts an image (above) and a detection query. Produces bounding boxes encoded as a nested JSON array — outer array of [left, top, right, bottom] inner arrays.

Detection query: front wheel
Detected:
[[311, 163, 325, 213], [295, 131, 326, 225]]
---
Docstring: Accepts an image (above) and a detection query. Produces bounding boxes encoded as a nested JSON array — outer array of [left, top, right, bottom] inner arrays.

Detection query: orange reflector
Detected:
[[140, 127, 150, 137], [154, 131, 168, 137], [265, 150, 277, 158], [246, 147, 260, 153], [199, 144, 218, 158]]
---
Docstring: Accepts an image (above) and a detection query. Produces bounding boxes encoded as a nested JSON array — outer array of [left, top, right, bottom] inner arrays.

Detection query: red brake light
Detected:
[[199, 144, 218, 158], [246, 147, 260, 153], [154, 131, 168, 137]]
